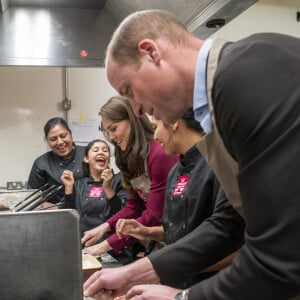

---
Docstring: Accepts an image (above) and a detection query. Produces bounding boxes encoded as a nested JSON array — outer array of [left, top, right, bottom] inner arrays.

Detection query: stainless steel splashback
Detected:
[[0, 0, 256, 67]]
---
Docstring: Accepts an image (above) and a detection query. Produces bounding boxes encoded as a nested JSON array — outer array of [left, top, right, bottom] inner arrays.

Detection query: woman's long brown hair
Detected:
[[99, 95, 154, 192]]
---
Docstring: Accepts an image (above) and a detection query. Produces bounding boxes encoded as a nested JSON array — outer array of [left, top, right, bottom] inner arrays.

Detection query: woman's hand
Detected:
[[82, 240, 112, 256], [101, 168, 116, 200], [116, 219, 149, 241], [40, 201, 59, 210], [101, 168, 114, 189], [81, 223, 111, 247], [61, 170, 74, 194]]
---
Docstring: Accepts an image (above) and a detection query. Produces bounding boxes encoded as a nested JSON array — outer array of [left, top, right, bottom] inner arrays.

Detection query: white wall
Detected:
[[213, 0, 300, 40], [0, 0, 299, 188], [67, 68, 116, 120], [0, 67, 116, 188]]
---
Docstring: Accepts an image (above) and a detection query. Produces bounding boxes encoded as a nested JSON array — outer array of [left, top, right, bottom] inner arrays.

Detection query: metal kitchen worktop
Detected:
[[0, 189, 34, 210]]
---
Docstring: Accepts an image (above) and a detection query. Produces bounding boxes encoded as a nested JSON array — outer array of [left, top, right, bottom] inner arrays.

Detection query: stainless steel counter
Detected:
[[0, 189, 34, 210]]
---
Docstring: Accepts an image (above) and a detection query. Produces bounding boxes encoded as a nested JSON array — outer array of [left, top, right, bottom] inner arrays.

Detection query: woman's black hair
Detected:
[[81, 139, 111, 177], [181, 108, 204, 133], [43, 117, 72, 139]]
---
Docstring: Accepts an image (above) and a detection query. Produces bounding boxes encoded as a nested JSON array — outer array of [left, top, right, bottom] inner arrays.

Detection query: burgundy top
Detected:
[[106, 140, 179, 252]]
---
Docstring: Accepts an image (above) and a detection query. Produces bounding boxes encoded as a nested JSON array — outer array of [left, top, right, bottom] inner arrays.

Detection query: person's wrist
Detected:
[[103, 240, 112, 252], [174, 289, 189, 300], [103, 222, 111, 231], [65, 185, 73, 194], [147, 227, 152, 239]]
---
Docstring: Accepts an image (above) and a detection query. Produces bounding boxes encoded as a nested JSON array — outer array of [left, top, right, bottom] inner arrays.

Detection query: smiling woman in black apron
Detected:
[[27, 117, 85, 209], [81, 96, 178, 260], [60, 139, 128, 238]]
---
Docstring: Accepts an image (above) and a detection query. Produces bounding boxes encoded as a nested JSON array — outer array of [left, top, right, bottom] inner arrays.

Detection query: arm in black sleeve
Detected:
[[27, 159, 47, 189], [149, 187, 245, 287], [60, 193, 75, 209]]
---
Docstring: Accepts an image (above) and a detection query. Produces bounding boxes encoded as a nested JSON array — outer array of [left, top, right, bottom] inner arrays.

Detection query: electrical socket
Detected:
[[7, 181, 24, 190]]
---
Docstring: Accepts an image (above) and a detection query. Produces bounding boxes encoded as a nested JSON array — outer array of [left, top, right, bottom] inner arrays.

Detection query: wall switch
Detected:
[[62, 98, 72, 110]]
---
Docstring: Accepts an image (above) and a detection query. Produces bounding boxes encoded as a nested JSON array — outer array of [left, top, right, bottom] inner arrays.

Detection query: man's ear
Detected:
[[138, 39, 160, 64]]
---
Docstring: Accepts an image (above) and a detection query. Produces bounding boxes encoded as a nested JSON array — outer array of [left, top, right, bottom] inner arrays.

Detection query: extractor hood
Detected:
[[0, 0, 257, 67]]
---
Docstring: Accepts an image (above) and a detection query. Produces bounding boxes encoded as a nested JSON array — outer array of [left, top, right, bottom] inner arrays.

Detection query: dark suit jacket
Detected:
[[149, 33, 300, 300]]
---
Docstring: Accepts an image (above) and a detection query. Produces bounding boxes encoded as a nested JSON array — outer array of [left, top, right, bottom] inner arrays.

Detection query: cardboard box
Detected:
[[82, 254, 102, 282]]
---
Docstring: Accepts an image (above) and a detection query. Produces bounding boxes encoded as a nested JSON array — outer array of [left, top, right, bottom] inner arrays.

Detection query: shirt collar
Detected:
[[180, 144, 202, 167], [193, 39, 213, 110]]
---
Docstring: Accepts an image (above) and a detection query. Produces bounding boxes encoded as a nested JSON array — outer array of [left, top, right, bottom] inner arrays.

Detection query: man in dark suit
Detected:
[[84, 9, 300, 300]]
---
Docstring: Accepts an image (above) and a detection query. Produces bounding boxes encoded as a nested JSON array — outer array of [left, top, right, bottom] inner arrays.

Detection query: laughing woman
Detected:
[[61, 139, 128, 237], [27, 117, 85, 209], [81, 96, 178, 259]]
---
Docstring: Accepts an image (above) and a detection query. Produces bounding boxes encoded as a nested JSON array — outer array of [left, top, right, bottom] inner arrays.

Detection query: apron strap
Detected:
[[197, 37, 243, 215]]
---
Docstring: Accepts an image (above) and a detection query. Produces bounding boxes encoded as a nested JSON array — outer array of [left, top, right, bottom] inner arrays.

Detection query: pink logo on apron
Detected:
[[172, 175, 190, 196], [88, 186, 103, 198]]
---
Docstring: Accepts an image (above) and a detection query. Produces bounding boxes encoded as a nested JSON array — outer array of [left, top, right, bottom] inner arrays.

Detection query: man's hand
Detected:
[[84, 288, 114, 300], [83, 258, 161, 299], [83, 267, 132, 299], [125, 284, 181, 300]]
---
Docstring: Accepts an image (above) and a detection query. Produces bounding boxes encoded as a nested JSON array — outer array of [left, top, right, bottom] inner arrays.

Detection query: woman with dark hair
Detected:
[[82, 95, 178, 258], [27, 117, 85, 209], [61, 139, 128, 237], [116, 108, 245, 287]]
